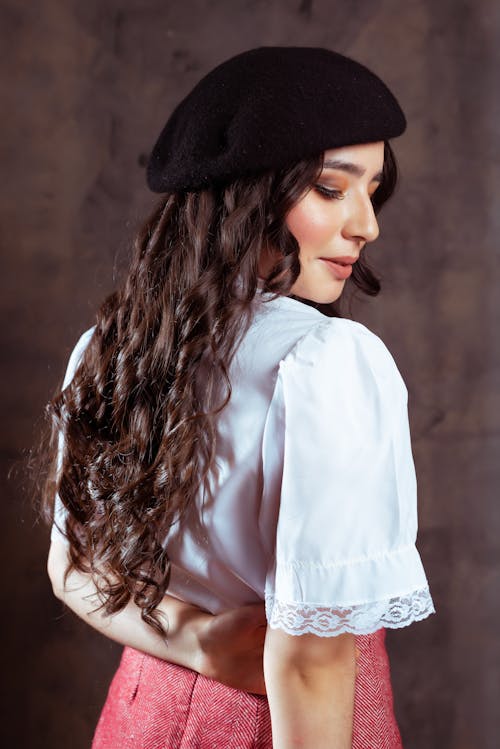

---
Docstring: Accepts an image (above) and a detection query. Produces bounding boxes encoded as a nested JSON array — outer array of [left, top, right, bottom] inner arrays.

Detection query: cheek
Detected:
[[286, 196, 336, 248]]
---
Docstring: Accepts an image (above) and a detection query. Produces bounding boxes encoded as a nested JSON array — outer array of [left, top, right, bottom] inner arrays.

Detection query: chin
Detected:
[[302, 286, 344, 305], [290, 276, 345, 305]]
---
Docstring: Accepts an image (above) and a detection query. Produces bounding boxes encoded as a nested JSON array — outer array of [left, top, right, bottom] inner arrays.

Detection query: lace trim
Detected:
[[265, 586, 435, 636]]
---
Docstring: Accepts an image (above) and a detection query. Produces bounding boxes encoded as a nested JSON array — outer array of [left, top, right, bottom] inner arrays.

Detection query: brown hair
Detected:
[[40, 142, 399, 635]]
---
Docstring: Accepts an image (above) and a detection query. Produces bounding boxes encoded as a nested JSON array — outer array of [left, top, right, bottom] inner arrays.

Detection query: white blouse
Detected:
[[52, 286, 435, 636]]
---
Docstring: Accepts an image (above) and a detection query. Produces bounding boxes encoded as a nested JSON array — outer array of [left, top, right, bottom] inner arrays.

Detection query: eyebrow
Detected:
[[322, 158, 383, 183]]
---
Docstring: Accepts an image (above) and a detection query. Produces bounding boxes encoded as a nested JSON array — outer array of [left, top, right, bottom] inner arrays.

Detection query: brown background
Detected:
[[2, 1, 499, 747]]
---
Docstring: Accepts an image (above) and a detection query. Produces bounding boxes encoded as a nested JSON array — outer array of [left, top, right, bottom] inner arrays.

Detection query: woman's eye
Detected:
[[314, 184, 345, 200]]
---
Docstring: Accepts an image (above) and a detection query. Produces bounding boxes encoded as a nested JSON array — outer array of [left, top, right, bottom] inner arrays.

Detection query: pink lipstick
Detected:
[[320, 258, 354, 280]]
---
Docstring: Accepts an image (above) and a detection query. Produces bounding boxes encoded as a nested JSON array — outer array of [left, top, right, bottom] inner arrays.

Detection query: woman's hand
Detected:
[[196, 603, 267, 695], [49, 536, 267, 694]]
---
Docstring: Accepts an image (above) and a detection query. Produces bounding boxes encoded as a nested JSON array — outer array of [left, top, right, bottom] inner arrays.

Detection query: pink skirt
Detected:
[[92, 628, 403, 748]]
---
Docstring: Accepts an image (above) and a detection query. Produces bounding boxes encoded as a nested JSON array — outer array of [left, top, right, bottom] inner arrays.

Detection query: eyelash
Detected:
[[314, 184, 379, 203], [314, 184, 345, 200]]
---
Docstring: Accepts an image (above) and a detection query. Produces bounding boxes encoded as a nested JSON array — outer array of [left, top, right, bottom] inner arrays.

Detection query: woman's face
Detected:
[[274, 141, 385, 304]]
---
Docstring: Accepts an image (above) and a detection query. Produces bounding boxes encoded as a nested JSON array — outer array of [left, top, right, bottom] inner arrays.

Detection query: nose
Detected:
[[342, 193, 380, 244]]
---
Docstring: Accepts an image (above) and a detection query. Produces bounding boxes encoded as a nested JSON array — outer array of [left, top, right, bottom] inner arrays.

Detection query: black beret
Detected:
[[146, 46, 406, 193]]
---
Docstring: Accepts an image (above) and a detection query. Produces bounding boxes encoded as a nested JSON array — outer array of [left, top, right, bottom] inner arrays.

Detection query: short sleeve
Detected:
[[50, 326, 95, 544], [262, 318, 435, 636]]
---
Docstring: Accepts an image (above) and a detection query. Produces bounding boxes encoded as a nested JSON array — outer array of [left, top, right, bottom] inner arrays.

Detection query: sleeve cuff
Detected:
[[265, 584, 435, 636], [265, 542, 436, 635]]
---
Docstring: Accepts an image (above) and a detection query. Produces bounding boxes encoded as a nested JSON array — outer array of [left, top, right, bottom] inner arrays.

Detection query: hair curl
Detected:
[[40, 142, 399, 635]]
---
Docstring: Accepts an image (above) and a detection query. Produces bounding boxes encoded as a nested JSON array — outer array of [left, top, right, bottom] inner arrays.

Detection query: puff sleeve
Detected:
[[261, 318, 435, 636], [51, 326, 95, 543]]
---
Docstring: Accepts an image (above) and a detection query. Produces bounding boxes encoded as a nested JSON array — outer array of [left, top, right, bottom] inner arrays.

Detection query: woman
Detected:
[[44, 46, 435, 748]]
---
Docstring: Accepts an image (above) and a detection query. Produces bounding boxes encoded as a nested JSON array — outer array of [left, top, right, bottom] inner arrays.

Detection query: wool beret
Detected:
[[146, 46, 406, 193]]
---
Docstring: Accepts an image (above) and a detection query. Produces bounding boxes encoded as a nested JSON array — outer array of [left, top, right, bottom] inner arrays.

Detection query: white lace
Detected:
[[265, 586, 435, 636]]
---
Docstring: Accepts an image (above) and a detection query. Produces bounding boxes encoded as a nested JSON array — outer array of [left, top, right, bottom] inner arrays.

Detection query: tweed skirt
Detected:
[[92, 627, 403, 748]]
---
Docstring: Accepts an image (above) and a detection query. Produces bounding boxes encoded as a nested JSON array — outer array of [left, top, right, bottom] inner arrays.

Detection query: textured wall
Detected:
[[2, 1, 499, 747]]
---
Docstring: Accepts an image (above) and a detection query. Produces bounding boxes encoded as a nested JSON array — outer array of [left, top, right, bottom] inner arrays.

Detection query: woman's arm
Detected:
[[264, 625, 356, 749], [47, 537, 266, 694]]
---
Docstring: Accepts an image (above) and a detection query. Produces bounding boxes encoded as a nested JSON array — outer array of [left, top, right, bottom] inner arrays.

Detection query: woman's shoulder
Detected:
[[280, 315, 403, 386], [254, 291, 384, 351]]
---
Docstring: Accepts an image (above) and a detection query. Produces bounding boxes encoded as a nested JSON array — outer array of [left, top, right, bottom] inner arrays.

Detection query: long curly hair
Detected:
[[40, 142, 399, 635]]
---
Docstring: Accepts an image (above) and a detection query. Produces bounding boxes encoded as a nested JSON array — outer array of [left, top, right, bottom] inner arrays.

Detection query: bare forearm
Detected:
[[47, 538, 267, 693], [264, 628, 356, 748], [50, 551, 208, 673], [266, 663, 355, 748]]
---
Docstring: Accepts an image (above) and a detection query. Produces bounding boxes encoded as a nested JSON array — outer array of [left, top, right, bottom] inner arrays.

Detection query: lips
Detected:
[[322, 255, 358, 265], [320, 258, 353, 280]]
